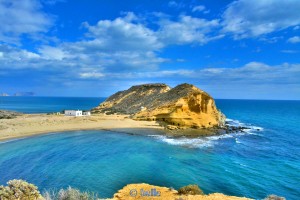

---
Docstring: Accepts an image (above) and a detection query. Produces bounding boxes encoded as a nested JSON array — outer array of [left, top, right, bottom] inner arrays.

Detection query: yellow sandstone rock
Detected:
[[92, 83, 225, 129], [112, 183, 252, 200]]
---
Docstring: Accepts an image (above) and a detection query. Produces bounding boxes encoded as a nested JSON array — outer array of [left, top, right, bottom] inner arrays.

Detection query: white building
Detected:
[[65, 110, 82, 116], [83, 111, 91, 116]]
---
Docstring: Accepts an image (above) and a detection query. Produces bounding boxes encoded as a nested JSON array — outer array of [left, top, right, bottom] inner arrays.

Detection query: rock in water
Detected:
[[92, 83, 226, 129]]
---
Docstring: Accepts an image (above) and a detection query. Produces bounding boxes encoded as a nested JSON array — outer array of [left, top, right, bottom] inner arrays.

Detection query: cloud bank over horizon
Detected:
[[0, 0, 300, 99]]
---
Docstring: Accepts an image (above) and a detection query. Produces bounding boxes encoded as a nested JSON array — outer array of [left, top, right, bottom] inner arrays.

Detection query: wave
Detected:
[[226, 118, 264, 133], [150, 134, 238, 148], [235, 138, 241, 144], [149, 135, 215, 148], [0, 137, 26, 144], [149, 119, 263, 148]]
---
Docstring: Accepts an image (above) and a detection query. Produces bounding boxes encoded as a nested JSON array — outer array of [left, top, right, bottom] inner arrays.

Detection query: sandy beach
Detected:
[[0, 114, 163, 141]]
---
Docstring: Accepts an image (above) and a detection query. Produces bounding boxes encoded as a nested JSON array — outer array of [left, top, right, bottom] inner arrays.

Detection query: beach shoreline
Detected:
[[0, 112, 240, 142], [0, 113, 164, 141]]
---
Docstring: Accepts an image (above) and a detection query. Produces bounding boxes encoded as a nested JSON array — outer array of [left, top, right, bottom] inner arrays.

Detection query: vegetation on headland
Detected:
[[178, 184, 204, 195], [0, 179, 42, 200], [0, 180, 286, 200], [0, 110, 21, 119], [0, 180, 97, 200], [43, 187, 98, 200]]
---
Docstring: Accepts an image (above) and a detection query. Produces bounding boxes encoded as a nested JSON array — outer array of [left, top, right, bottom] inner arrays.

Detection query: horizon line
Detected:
[[0, 96, 299, 101]]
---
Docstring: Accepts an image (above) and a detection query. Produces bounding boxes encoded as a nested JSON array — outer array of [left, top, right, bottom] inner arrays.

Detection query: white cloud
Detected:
[[176, 59, 185, 62], [192, 5, 205, 12], [281, 50, 298, 54], [259, 36, 283, 43], [0, 45, 40, 65], [222, 0, 300, 38], [194, 62, 300, 85], [157, 15, 223, 45], [168, 1, 184, 8], [0, 11, 225, 75], [108, 62, 299, 85], [1, 8, 299, 98], [168, 1, 177, 7], [82, 12, 163, 51], [77, 62, 300, 86], [39, 46, 67, 60], [287, 36, 300, 43], [42, 0, 65, 5], [0, 13, 169, 73], [117, 70, 194, 79], [22, 50, 40, 59], [3, 12, 222, 73], [294, 26, 300, 30], [80, 72, 105, 79], [0, 0, 53, 44]]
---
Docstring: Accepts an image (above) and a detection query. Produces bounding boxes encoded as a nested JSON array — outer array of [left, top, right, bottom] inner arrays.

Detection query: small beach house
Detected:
[[65, 110, 82, 116], [83, 111, 91, 116]]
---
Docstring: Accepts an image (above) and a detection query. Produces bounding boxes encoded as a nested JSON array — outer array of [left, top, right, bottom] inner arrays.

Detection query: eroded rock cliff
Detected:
[[92, 83, 225, 129]]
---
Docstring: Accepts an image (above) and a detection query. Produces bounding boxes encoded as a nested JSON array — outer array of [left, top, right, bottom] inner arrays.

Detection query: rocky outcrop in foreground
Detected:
[[0, 180, 285, 200], [113, 183, 251, 200], [92, 83, 225, 129]]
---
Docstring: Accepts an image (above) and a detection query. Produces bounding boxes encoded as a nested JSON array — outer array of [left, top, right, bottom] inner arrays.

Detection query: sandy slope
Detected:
[[0, 114, 162, 141]]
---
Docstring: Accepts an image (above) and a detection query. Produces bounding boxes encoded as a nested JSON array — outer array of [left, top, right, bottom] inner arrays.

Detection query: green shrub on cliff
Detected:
[[264, 195, 286, 200], [178, 184, 204, 195], [43, 187, 98, 200], [0, 179, 43, 200]]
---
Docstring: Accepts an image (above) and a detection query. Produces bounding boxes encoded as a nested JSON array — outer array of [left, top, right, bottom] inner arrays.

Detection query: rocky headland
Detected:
[[92, 83, 226, 132], [0, 83, 250, 141]]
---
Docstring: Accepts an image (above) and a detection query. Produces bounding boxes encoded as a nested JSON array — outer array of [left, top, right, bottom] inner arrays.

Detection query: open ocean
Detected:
[[0, 97, 299, 199]]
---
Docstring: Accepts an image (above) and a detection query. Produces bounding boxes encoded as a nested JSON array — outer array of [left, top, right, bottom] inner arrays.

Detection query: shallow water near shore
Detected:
[[0, 99, 300, 199]]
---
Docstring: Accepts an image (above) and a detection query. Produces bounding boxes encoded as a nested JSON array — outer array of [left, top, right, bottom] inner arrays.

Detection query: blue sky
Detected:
[[0, 0, 300, 99]]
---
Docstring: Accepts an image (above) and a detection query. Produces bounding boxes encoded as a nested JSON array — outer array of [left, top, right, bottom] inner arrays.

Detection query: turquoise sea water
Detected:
[[0, 96, 105, 113], [0, 98, 299, 199]]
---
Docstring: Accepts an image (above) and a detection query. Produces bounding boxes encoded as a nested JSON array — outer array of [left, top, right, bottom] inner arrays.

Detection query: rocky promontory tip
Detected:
[[92, 83, 226, 129]]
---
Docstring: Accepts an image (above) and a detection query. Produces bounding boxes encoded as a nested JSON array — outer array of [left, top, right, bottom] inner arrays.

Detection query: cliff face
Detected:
[[92, 83, 225, 128], [93, 83, 171, 114]]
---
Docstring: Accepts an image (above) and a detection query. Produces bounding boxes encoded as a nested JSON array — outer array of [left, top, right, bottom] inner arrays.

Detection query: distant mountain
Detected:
[[13, 92, 35, 96], [0, 93, 9, 96]]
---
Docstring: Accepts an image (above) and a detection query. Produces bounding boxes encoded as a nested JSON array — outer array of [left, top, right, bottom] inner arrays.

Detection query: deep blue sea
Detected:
[[0, 97, 299, 199], [0, 96, 105, 113]]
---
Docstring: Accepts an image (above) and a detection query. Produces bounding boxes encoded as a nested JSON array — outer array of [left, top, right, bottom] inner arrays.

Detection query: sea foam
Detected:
[[149, 118, 263, 148]]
